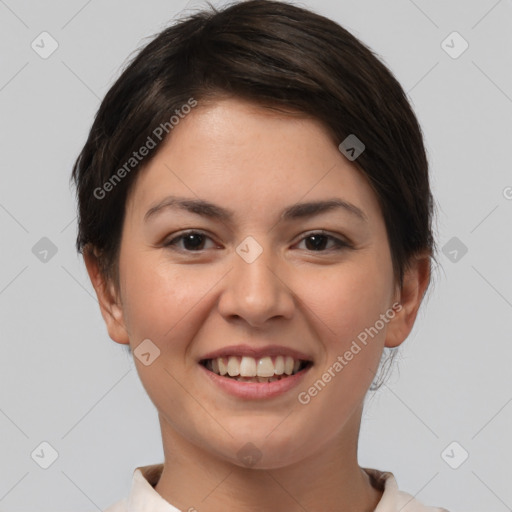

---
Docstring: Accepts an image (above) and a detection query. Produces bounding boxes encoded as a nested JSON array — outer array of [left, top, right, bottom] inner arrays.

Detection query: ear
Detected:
[[384, 253, 431, 348], [83, 246, 130, 345]]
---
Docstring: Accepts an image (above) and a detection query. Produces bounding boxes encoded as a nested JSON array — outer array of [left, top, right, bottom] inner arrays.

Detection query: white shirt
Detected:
[[103, 464, 450, 512]]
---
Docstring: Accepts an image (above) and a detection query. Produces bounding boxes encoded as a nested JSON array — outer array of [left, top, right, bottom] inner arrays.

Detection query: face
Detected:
[[89, 98, 421, 469]]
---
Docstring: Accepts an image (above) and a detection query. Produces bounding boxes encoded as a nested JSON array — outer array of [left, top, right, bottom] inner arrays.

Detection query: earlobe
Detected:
[[83, 246, 130, 345], [384, 254, 431, 348]]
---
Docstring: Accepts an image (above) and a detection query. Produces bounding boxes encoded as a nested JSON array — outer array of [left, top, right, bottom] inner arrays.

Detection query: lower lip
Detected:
[[199, 363, 312, 400]]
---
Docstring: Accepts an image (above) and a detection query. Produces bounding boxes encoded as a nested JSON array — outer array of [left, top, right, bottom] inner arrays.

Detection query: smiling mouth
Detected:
[[200, 355, 312, 383]]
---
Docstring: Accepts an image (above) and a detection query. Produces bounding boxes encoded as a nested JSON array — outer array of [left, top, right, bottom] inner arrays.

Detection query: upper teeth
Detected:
[[208, 356, 302, 377]]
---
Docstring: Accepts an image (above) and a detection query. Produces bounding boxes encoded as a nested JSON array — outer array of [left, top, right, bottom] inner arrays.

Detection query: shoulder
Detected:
[[364, 468, 450, 512], [100, 463, 168, 512], [102, 498, 128, 512], [396, 489, 450, 512]]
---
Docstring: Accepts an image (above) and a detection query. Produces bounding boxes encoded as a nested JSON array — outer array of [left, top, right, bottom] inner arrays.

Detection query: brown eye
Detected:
[[304, 234, 329, 251], [164, 231, 215, 251], [297, 233, 350, 252], [181, 233, 206, 250]]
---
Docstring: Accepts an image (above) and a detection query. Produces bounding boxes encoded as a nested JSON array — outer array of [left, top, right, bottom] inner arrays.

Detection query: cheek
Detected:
[[294, 254, 394, 413], [120, 250, 221, 348], [119, 252, 217, 409], [294, 264, 391, 435], [300, 257, 394, 346]]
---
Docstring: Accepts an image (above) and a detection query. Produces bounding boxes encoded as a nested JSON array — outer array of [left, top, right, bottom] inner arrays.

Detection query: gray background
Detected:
[[0, 0, 511, 510]]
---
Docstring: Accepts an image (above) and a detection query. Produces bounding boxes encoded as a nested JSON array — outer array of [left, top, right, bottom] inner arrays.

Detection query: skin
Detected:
[[85, 97, 430, 512]]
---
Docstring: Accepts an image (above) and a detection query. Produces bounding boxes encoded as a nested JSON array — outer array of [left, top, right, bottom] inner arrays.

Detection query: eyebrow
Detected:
[[144, 195, 368, 223]]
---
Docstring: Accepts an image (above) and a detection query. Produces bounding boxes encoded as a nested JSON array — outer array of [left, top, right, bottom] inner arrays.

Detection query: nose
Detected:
[[217, 239, 295, 327]]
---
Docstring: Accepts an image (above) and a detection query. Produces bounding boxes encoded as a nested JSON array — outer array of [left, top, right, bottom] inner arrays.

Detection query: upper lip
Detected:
[[199, 344, 314, 362]]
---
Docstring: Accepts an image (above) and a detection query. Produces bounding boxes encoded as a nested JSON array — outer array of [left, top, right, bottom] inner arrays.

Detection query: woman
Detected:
[[71, 1, 448, 510]]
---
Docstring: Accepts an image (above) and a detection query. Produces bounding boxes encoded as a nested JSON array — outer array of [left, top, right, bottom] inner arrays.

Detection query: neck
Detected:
[[153, 410, 382, 512]]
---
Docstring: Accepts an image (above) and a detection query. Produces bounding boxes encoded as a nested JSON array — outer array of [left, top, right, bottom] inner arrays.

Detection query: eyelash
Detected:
[[163, 230, 352, 253]]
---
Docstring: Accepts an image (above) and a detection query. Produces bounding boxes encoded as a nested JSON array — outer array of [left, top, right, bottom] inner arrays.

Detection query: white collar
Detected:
[[114, 463, 444, 512]]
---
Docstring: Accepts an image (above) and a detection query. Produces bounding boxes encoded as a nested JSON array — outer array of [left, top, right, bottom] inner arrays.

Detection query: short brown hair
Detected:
[[71, 1, 435, 384]]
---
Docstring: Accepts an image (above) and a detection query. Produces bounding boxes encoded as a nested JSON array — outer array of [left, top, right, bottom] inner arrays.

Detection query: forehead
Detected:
[[125, 98, 383, 226]]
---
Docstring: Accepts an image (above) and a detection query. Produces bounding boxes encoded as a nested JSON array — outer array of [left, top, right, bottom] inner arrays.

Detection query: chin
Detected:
[[207, 425, 311, 470]]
